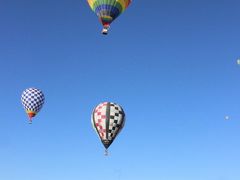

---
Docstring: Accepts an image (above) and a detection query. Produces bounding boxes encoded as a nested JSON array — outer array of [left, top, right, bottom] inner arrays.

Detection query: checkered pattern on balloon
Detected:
[[21, 88, 45, 123], [91, 102, 125, 155]]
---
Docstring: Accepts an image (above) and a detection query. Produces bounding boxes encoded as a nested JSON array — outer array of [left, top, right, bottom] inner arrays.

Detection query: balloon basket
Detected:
[[101, 26, 110, 35], [101, 28, 108, 35]]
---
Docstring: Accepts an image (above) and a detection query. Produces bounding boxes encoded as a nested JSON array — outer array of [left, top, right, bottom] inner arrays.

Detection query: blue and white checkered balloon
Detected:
[[21, 88, 45, 122]]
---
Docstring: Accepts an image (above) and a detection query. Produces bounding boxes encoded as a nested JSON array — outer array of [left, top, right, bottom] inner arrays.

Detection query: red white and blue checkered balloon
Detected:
[[91, 102, 125, 150]]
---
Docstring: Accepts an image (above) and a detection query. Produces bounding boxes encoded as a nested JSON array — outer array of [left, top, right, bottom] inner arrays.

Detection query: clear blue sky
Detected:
[[0, 0, 240, 179]]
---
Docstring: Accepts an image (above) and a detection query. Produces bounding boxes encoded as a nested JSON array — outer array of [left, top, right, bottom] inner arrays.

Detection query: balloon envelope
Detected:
[[91, 102, 125, 149]]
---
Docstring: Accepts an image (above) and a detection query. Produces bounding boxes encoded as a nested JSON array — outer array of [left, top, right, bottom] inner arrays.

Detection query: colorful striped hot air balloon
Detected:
[[87, 0, 132, 35]]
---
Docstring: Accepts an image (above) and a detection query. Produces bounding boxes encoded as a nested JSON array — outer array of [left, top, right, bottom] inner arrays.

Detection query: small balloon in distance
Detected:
[[224, 116, 230, 120], [237, 58, 240, 65]]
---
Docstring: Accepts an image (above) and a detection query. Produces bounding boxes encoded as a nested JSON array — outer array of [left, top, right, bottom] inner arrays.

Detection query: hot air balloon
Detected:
[[21, 88, 45, 124], [237, 58, 240, 65], [91, 102, 125, 155], [87, 0, 132, 35], [225, 116, 230, 120]]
